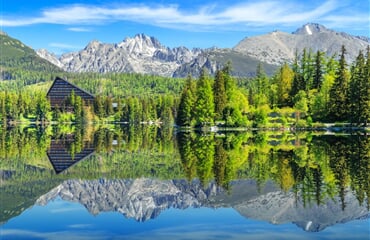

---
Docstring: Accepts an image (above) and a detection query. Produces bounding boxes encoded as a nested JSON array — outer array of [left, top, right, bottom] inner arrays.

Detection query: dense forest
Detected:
[[0, 46, 369, 128]]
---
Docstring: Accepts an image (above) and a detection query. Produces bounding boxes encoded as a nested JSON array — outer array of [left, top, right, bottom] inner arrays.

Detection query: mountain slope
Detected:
[[233, 23, 370, 65], [0, 31, 62, 72], [34, 23, 370, 77], [173, 48, 278, 77], [54, 34, 202, 77]]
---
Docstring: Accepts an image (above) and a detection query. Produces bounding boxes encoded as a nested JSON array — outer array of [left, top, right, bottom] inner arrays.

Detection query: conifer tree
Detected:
[[194, 68, 215, 126], [364, 46, 370, 125], [329, 45, 349, 121], [313, 50, 325, 89], [254, 62, 269, 107], [213, 69, 227, 120], [290, 50, 304, 104], [177, 75, 196, 126], [349, 50, 370, 125]]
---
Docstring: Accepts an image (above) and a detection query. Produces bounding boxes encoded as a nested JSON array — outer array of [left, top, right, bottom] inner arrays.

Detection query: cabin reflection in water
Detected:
[[46, 135, 95, 174]]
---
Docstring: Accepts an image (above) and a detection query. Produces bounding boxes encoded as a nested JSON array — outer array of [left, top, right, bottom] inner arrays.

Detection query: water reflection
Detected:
[[0, 125, 369, 234], [47, 136, 94, 174]]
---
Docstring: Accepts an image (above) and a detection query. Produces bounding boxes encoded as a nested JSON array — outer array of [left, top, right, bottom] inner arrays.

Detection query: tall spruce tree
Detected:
[[290, 50, 304, 104], [348, 51, 365, 125], [254, 62, 269, 107], [313, 50, 325, 89], [194, 68, 215, 126], [177, 75, 196, 126], [349, 49, 370, 126], [365, 46, 370, 125], [301, 48, 313, 91], [328, 45, 349, 121], [213, 69, 227, 120]]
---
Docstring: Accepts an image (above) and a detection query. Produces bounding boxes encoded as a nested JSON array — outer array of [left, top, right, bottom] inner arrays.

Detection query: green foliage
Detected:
[[0, 46, 369, 127], [1, 125, 369, 215], [294, 90, 308, 118], [177, 75, 196, 126], [213, 69, 227, 120], [328, 46, 350, 121], [194, 69, 215, 126], [348, 50, 370, 126], [274, 63, 294, 106], [177, 64, 249, 128], [0, 34, 62, 72]]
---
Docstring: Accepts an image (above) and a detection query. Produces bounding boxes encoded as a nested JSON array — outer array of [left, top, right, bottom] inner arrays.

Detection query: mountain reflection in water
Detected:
[[0, 125, 369, 236]]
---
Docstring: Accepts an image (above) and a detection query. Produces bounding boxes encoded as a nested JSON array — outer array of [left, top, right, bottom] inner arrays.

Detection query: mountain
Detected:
[[173, 48, 278, 77], [36, 49, 64, 69], [0, 31, 62, 72], [52, 34, 202, 77], [34, 23, 370, 77], [233, 23, 370, 65], [35, 178, 369, 231], [37, 34, 277, 77]]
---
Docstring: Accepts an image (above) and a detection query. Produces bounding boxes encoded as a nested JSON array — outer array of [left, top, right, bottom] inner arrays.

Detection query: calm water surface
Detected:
[[0, 125, 369, 240]]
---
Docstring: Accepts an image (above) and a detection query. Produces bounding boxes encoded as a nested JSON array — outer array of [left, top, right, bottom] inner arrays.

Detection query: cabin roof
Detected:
[[47, 76, 95, 98]]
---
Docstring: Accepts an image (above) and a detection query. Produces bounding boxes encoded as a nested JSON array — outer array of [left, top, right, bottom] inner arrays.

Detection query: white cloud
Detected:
[[67, 27, 92, 32], [0, 0, 368, 32]]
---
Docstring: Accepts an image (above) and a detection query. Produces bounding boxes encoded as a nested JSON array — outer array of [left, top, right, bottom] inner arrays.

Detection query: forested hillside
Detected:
[[0, 32, 62, 73]]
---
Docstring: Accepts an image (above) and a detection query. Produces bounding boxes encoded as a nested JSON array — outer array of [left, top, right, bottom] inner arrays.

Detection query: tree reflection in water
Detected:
[[0, 125, 368, 223]]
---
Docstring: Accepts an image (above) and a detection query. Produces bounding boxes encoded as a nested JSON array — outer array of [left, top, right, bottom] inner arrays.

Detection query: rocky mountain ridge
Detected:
[[41, 34, 202, 77], [234, 23, 370, 65], [35, 23, 370, 77], [36, 178, 369, 231]]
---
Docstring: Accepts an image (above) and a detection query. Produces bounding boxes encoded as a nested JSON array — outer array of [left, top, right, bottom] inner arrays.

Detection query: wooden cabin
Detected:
[[47, 77, 94, 108]]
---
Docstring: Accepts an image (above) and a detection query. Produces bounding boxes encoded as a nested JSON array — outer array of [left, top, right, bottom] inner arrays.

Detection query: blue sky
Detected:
[[1, 0, 369, 55]]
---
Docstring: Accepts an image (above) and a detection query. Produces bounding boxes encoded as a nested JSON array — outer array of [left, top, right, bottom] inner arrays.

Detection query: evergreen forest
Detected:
[[0, 46, 369, 128]]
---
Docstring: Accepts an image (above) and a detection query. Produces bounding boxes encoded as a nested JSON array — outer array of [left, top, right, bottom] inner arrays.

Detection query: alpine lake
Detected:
[[0, 124, 369, 240]]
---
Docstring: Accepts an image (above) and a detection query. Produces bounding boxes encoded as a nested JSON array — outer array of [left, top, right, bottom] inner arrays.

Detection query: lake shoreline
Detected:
[[2, 120, 368, 133]]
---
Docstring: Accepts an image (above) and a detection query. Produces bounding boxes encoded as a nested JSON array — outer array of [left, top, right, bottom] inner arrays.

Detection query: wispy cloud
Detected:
[[0, 0, 368, 32], [67, 27, 92, 32]]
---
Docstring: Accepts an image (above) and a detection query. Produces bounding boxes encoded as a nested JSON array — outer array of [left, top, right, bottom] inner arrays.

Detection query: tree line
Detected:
[[0, 45, 369, 127], [177, 46, 369, 127], [245, 46, 370, 126]]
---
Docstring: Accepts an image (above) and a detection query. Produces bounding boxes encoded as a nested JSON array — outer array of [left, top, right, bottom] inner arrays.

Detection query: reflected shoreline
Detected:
[[0, 125, 369, 232]]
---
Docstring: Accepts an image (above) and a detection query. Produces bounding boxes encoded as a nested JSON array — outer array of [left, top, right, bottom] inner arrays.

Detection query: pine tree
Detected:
[[254, 62, 269, 107], [329, 45, 349, 121], [364, 46, 370, 125], [301, 48, 314, 91], [313, 50, 325, 89], [290, 50, 304, 104], [177, 75, 196, 126], [194, 68, 215, 127], [213, 69, 227, 120], [349, 50, 370, 126]]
